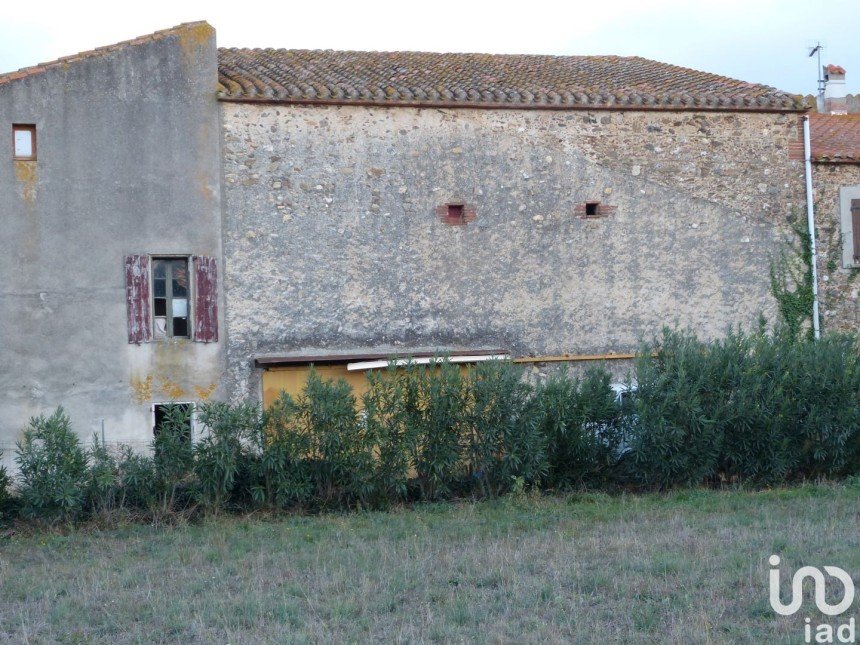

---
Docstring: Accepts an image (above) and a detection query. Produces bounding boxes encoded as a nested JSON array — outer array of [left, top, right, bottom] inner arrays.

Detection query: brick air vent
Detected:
[[575, 201, 616, 218], [436, 202, 476, 225]]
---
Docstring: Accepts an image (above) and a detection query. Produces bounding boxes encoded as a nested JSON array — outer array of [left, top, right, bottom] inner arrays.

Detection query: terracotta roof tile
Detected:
[[217, 48, 802, 111], [810, 114, 860, 162], [0, 22, 212, 89]]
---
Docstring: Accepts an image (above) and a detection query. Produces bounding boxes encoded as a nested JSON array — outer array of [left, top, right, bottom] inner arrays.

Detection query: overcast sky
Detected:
[[1, 0, 857, 95]]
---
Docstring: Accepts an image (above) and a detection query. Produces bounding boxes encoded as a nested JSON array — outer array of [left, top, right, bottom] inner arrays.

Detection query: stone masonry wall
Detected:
[[812, 163, 860, 332], [221, 104, 806, 399]]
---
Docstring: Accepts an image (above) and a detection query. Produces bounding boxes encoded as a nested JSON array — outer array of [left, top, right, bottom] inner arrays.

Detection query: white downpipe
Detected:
[[802, 115, 821, 339]]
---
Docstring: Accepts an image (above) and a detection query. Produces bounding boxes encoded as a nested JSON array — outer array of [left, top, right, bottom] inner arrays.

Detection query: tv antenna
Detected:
[[808, 42, 824, 95]]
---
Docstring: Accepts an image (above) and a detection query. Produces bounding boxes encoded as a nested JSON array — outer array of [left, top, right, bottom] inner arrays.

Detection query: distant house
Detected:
[[0, 21, 852, 457]]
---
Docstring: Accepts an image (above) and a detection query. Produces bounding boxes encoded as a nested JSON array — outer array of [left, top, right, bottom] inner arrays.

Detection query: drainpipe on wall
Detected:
[[802, 114, 821, 339]]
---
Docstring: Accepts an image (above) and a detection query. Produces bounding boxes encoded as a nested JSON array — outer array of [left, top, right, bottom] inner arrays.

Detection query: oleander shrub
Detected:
[[86, 435, 124, 517], [251, 391, 314, 508], [194, 401, 261, 512], [398, 360, 468, 501], [301, 369, 375, 507], [0, 451, 11, 516], [537, 367, 626, 488], [363, 366, 411, 504], [6, 331, 859, 524], [463, 360, 546, 497], [628, 330, 725, 488], [151, 403, 195, 516], [15, 407, 89, 523], [628, 327, 860, 488]]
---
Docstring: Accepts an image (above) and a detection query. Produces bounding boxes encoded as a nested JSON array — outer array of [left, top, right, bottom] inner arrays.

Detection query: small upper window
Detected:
[[585, 202, 601, 217], [152, 257, 190, 338], [12, 124, 36, 160]]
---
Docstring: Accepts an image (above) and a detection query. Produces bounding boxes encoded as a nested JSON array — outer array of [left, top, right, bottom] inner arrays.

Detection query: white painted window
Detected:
[[12, 124, 36, 160]]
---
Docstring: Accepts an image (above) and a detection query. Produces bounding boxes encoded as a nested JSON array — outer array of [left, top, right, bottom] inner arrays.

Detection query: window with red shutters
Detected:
[[124, 254, 218, 344]]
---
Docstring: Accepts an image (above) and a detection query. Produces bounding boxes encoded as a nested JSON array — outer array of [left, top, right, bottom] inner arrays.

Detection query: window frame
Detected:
[[839, 186, 860, 269], [12, 124, 37, 161], [150, 255, 193, 340]]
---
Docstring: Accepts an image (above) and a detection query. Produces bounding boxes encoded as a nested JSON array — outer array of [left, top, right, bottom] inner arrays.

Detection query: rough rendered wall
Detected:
[[0, 25, 224, 461], [812, 163, 860, 331], [222, 104, 805, 399]]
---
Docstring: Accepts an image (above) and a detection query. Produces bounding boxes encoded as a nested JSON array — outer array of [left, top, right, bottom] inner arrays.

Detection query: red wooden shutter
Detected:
[[193, 256, 219, 343], [852, 200, 860, 263], [125, 255, 152, 344]]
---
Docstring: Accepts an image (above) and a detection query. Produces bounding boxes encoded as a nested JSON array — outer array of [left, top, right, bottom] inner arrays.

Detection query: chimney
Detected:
[[821, 64, 847, 114]]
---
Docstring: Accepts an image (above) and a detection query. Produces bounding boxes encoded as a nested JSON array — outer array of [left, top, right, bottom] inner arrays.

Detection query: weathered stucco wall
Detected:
[[221, 104, 805, 399], [812, 163, 860, 331], [0, 24, 224, 460]]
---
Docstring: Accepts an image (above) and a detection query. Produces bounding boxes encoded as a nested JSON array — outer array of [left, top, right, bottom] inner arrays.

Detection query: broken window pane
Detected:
[[154, 297, 167, 317], [154, 317, 167, 339], [173, 317, 188, 337]]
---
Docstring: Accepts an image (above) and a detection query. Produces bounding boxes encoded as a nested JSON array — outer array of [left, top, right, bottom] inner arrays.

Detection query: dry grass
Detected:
[[1, 483, 859, 643]]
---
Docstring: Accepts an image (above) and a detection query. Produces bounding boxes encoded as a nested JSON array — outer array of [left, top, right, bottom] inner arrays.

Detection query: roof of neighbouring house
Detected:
[[217, 48, 803, 111], [810, 114, 860, 162]]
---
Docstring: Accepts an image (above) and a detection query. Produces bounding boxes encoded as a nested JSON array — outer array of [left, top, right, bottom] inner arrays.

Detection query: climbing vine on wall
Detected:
[[769, 217, 815, 341]]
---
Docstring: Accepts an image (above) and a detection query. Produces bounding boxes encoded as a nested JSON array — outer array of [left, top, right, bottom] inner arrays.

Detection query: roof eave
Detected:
[[216, 95, 806, 113]]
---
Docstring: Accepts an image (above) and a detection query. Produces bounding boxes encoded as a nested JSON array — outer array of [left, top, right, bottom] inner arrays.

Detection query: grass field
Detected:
[[1, 484, 859, 643]]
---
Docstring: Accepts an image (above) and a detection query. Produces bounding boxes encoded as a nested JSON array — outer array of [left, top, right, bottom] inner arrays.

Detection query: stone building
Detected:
[[3, 21, 853, 456], [807, 67, 860, 332]]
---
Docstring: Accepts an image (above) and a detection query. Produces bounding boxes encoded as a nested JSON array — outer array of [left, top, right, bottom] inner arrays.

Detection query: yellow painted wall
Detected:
[[261, 363, 474, 409], [262, 364, 371, 408]]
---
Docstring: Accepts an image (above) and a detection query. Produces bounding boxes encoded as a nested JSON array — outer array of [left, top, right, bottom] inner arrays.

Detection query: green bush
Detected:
[[628, 327, 860, 487], [6, 331, 858, 523], [194, 401, 261, 512], [399, 360, 467, 501], [118, 451, 159, 514], [629, 330, 725, 488], [363, 366, 411, 504], [15, 407, 89, 523], [251, 391, 313, 508], [301, 369, 374, 507], [151, 404, 195, 516], [0, 451, 11, 516], [537, 367, 625, 488], [86, 435, 124, 517], [463, 360, 546, 497]]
